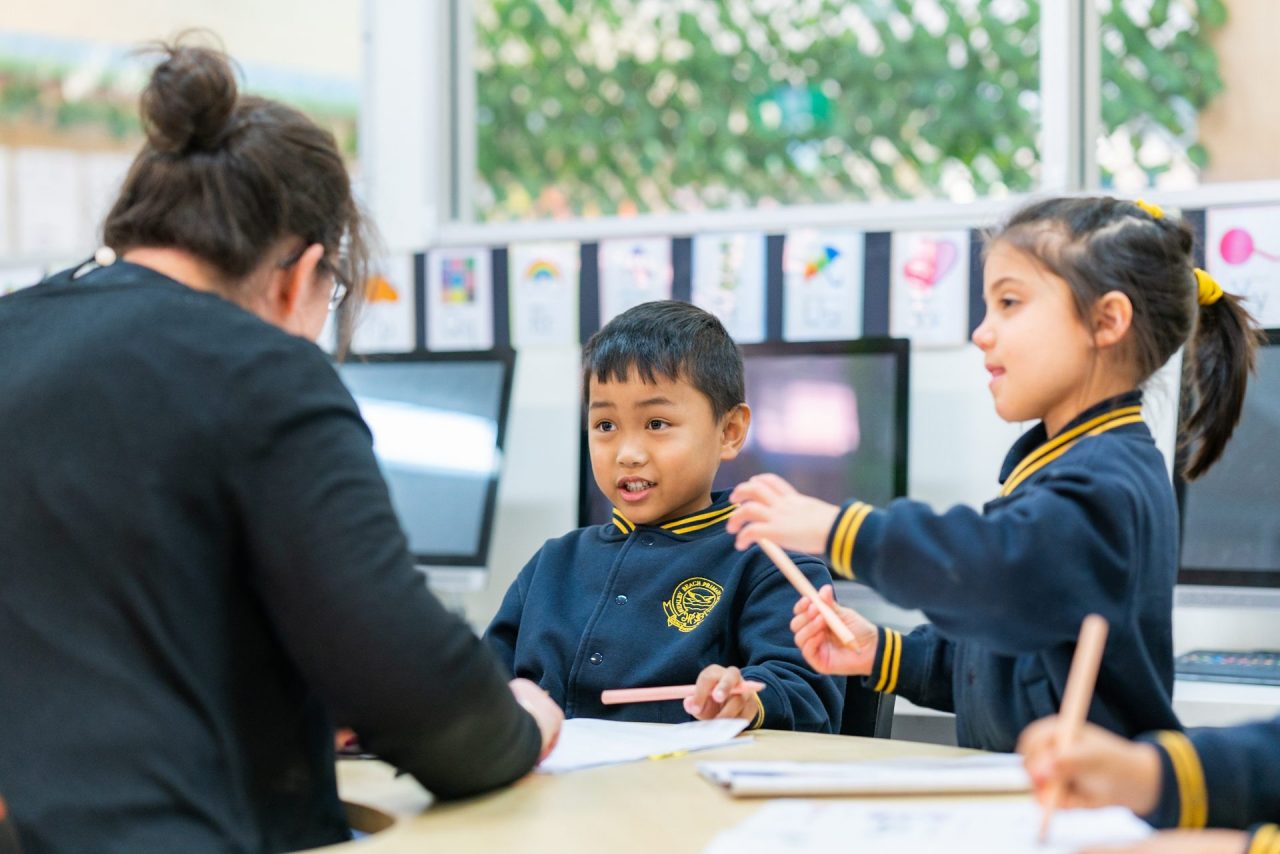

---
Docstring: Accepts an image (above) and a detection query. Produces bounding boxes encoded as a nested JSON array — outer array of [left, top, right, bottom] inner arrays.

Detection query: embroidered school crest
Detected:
[[663, 577, 724, 633]]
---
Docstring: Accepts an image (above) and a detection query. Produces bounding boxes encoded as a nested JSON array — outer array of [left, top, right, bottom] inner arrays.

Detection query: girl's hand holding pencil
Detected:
[[790, 584, 880, 676], [727, 473, 840, 555]]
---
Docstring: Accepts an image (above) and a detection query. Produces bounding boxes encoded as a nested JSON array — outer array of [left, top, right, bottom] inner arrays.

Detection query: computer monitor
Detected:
[[578, 339, 910, 527], [335, 351, 515, 567], [1177, 329, 1280, 588]]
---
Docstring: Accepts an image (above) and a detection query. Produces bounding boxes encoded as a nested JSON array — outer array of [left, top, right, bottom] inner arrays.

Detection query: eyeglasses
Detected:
[[278, 246, 351, 312]]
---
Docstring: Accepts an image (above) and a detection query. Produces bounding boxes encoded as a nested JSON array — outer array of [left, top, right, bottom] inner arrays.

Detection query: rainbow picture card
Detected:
[[782, 229, 864, 342], [509, 241, 580, 349]]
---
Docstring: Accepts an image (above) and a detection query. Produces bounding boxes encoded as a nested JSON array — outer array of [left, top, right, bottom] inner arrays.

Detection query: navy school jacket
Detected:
[[485, 493, 843, 731], [1140, 716, 1280, 840], [825, 391, 1179, 751]]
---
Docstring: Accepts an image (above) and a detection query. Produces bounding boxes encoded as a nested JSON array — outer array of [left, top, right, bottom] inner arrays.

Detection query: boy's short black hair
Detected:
[[582, 301, 745, 420]]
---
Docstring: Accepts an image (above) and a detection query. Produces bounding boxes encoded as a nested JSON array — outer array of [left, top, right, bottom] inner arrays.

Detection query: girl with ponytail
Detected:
[[727, 195, 1261, 754]]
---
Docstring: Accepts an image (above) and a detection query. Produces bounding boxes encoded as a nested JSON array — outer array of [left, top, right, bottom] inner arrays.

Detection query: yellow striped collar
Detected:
[[998, 394, 1145, 498], [611, 498, 738, 536]]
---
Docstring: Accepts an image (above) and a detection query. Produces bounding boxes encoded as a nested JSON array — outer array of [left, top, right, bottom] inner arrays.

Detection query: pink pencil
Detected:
[[1038, 614, 1110, 843], [600, 680, 767, 705], [757, 537, 864, 652]]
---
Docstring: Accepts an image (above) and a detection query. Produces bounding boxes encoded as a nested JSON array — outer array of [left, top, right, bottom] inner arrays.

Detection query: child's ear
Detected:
[[719, 403, 751, 461], [1091, 290, 1133, 349]]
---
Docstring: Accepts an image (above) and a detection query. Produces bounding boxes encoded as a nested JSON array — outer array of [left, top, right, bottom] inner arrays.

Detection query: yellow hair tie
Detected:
[[1134, 198, 1165, 220], [1194, 268, 1224, 306]]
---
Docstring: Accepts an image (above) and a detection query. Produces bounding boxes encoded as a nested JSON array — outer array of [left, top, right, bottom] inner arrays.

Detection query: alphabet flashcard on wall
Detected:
[[1207, 204, 1280, 327], [782, 229, 864, 341], [351, 254, 417, 354], [692, 232, 766, 344], [426, 248, 494, 351], [598, 238, 673, 326], [890, 230, 970, 348], [509, 241, 580, 349]]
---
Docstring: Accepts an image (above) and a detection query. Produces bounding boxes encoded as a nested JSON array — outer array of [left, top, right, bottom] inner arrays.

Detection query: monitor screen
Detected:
[[336, 351, 515, 567], [579, 339, 909, 526], [1178, 330, 1280, 587]]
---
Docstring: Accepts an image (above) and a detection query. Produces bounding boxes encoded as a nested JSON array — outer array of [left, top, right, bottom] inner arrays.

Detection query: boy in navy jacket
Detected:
[[1019, 715, 1280, 852], [485, 302, 841, 731]]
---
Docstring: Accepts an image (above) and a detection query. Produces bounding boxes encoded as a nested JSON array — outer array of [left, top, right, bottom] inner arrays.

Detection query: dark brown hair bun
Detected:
[[140, 43, 238, 154]]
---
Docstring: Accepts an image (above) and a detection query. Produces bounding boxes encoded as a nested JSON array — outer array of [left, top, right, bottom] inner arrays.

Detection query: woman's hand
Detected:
[[509, 678, 564, 762]]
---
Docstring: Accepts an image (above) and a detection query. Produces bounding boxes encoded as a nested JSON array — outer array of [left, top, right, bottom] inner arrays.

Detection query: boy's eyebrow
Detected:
[[587, 395, 677, 410]]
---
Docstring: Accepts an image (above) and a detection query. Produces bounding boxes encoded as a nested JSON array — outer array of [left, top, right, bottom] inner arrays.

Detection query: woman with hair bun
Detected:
[[0, 39, 561, 854]]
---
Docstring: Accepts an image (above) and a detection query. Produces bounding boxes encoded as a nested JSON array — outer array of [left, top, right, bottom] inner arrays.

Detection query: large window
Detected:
[[1095, 0, 1230, 191], [472, 0, 1042, 221], [468, 0, 1246, 224]]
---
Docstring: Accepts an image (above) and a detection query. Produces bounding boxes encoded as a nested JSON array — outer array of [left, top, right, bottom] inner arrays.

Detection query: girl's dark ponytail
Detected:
[[1181, 289, 1263, 480]]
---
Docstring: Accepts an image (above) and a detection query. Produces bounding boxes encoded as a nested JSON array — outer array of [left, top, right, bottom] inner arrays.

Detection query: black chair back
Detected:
[[839, 677, 895, 738]]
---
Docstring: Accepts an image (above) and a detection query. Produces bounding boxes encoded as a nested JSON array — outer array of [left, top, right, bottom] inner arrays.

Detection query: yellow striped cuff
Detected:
[[747, 691, 766, 730], [828, 502, 873, 579], [872, 627, 902, 694], [1247, 824, 1280, 854], [1153, 731, 1208, 829]]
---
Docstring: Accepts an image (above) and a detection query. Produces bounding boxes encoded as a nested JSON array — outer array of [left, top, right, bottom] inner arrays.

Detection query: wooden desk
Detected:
[[316, 730, 1014, 853]]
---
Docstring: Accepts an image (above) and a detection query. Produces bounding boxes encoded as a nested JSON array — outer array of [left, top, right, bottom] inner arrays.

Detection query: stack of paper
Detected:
[[538, 718, 749, 774], [705, 800, 1151, 853], [698, 753, 1031, 797]]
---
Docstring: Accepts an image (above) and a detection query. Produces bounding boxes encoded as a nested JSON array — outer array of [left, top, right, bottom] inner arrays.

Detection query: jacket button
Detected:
[[615, 595, 627, 605], [639, 535, 654, 546], [589, 653, 603, 665]]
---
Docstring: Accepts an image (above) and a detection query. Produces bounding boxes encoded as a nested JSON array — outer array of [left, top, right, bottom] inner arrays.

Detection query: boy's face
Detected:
[[587, 370, 749, 527]]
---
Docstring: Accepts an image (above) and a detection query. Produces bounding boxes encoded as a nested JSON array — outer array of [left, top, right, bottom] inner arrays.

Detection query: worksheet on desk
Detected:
[[698, 753, 1031, 797], [538, 718, 750, 774], [704, 800, 1150, 853]]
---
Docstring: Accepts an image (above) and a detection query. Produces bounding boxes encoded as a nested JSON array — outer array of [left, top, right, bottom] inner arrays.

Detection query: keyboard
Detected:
[[1175, 650, 1280, 686]]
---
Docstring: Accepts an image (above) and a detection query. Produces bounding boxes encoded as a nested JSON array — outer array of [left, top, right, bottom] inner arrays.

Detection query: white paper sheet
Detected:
[[538, 718, 749, 774], [698, 753, 1030, 797], [704, 800, 1150, 854]]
